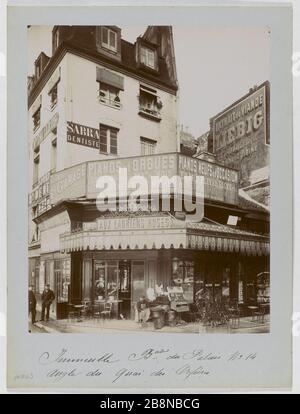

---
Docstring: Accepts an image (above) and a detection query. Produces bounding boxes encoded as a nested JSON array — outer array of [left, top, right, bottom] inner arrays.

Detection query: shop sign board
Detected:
[[49, 153, 238, 206], [49, 163, 87, 205], [211, 82, 270, 186]]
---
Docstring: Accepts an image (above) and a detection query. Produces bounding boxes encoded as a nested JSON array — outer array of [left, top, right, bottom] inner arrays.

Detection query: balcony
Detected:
[[138, 106, 161, 122], [99, 95, 122, 110]]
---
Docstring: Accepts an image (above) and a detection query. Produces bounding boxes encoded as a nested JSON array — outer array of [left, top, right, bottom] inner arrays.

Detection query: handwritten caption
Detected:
[[13, 347, 258, 384]]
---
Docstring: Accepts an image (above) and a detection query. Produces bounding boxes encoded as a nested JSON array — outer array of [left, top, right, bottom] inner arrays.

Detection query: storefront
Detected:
[[59, 213, 269, 320]]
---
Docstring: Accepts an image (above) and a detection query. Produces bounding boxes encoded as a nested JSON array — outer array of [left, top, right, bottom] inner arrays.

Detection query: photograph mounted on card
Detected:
[[7, 4, 293, 390]]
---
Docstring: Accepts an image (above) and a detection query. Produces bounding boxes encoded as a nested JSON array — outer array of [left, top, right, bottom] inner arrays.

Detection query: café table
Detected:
[[73, 304, 85, 322], [247, 306, 259, 322], [94, 299, 123, 319]]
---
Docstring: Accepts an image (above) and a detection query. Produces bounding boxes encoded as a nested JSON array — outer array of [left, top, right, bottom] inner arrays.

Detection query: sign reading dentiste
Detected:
[[67, 121, 100, 149]]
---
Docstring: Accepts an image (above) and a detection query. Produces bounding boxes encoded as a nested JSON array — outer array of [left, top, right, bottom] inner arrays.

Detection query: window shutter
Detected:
[[110, 128, 118, 155], [100, 125, 108, 153], [96, 67, 124, 90]]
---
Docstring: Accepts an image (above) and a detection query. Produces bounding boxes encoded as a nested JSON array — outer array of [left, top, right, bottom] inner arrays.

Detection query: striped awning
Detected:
[[59, 214, 269, 256]]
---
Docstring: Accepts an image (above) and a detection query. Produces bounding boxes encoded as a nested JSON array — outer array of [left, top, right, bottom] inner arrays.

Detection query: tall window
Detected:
[[53, 29, 59, 52], [51, 137, 57, 172], [99, 83, 121, 108], [100, 124, 118, 155], [140, 137, 156, 155], [101, 27, 117, 52], [35, 60, 42, 79], [49, 84, 58, 108], [140, 46, 155, 69], [33, 154, 40, 186], [32, 108, 41, 131], [139, 85, 162, 121]]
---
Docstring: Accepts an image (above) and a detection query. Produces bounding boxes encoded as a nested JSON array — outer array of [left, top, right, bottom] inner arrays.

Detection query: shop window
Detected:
[[101, 27, 117, 52], [56, 259, 71, 303], [257, 272, 270, 304], [94, 261, 118, 301], [172, 258, 194, 303], [140, 137, 156, 155], [140, 46, 155, 69], [99, 83, 121, 108], [32, 108, 41, 131], [99, 124, 118, 155], [138, 85, 162, 121]]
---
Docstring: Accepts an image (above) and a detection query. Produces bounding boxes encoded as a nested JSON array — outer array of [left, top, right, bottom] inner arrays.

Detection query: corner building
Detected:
[[28, 26, 269, 320]]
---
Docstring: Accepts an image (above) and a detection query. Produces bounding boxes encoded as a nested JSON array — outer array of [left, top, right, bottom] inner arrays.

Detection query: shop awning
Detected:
[[59, 213, 269, 256], [96, 67, 124, 90]]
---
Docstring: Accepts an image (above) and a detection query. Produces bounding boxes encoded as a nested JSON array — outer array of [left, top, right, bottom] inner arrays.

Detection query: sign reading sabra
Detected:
[[67, 121, 100, 149], [211, 82, 270, 186]]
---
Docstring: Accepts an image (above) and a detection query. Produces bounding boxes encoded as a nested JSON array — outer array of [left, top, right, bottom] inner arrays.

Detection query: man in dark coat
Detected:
[[28, 285, 37, 324], [41, 284, 55, 321]]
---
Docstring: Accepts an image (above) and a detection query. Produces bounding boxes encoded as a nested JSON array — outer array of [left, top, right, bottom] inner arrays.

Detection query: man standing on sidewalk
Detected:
[[41, 284, 55, 322], [28, 285, 36, 324]]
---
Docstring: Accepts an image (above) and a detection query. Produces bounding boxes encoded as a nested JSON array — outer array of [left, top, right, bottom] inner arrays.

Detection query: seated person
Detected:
[[136, 296, 150, 325]]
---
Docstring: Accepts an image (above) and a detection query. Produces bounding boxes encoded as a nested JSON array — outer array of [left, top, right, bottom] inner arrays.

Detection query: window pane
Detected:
[[109, 30, 116, 49], [95, 264, 105, 299], [109, 129, 118, 154], [147, 50, 155, 68], [100, 125, 108, 153], [102, 27, 108, 44]]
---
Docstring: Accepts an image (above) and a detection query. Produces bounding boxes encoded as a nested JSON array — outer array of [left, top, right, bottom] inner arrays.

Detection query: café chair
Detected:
[[254, 305, 266, 324], [92, 303, 101, 322], [100, 302, 113, 320]]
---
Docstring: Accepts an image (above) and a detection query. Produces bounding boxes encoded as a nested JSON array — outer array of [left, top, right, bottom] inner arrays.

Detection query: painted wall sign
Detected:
[[33, 112, 59, 150], [50, 163, 87, 205], [67, 121, 100, 149], [95, 215, 185, 232], [49, 153, 238, 205], [29, 171, 50, 206], [211, 82, 270, 186], [178, 155, 238, 205]]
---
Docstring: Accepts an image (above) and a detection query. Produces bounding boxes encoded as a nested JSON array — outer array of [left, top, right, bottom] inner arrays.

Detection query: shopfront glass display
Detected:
[[172, 259, 194, 303], [94, 260, 119, 301], [256, 272, 270, 304], [56, 259, 71, 303]]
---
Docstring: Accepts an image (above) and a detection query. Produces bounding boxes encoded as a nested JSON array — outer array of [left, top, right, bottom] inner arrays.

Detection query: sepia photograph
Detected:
[[27, 24, 271, 335]]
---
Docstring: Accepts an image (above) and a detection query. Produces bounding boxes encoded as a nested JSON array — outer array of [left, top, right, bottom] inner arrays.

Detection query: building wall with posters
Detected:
[[209, 81, 270, 188]]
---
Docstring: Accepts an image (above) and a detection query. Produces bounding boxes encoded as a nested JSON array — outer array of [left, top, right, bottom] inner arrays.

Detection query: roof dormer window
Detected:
[[53, 27, 60, 53], [140, 46, 155, 69], [101, 27, 117, 52], [136, 38, 158, 72]]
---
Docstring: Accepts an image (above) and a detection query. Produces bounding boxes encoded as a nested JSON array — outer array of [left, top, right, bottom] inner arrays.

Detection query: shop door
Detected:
[[131, 261, 145, 318]]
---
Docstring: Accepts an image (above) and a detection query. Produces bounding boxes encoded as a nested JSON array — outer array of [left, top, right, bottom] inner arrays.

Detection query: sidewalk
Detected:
[[33, 314, 270, 334]]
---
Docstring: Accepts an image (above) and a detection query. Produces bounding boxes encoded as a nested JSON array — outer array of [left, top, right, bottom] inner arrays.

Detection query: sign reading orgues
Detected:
[[67, 121, 100, 149]]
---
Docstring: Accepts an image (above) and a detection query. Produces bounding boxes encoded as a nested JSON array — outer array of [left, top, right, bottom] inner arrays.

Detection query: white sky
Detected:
[[28, 25, 270, 137]]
